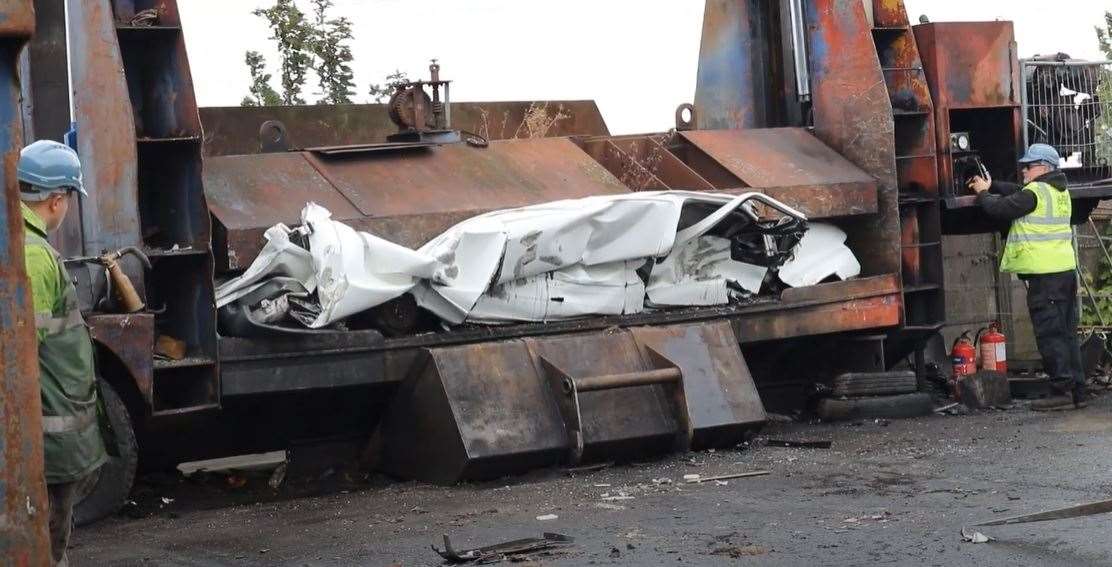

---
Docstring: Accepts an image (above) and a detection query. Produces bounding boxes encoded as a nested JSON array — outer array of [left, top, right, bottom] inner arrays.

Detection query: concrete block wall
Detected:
[[940, 233, 1040, 365]]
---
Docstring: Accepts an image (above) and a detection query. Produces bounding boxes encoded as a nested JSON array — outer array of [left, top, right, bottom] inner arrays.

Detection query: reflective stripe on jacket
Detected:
[[999, 181, 1076, 274], [22, 202, 106, 484]]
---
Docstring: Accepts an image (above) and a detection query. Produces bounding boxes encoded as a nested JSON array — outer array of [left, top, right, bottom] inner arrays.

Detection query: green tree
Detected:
[[1097, 11, 1112, 58], [1082, 12, 1112, 326], [1095, 12, 1112, 169], [367, 70, 410, 103], [308, 0, 356, 104], [241, 50, 283, 107], [252, 0, 313, 105]]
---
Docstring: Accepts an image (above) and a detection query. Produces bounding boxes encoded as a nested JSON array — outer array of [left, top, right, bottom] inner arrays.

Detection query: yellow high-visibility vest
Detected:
[[999, 181, 1076, 274]]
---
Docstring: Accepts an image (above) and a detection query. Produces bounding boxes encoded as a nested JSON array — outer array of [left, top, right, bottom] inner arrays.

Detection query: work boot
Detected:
[[1072, 385, 1089, 409], [1031, 394, 1074, 411], [1032, 380, 1076, 412]]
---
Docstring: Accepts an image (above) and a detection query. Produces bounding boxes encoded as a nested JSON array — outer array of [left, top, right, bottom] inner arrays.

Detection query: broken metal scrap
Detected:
[[432, 532, 574, 564], [970, 497, 1112, 527], [685, 470, 771, 483], [766, 439, 832, 449]]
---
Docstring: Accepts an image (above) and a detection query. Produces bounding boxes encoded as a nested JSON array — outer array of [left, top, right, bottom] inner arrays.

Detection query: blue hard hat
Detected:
[[17, 140, 86, 199], [1018, 143, 1060, 169]]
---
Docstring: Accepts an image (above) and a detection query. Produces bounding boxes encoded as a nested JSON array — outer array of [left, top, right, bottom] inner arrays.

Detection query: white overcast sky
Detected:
[[180, 0, 1111, 134]]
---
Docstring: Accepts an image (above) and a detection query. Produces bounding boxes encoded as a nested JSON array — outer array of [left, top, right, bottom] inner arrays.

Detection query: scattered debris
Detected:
[[710, 545, 768, 558], [431, 532, 574, 564], [960, 527, 992, 544], [651, 478, 673, 485], [971, 497, 1112, 526], [843, 512, 891, 525], [685, 470, 770, 483], [595, 503, 626, 511], [601, 494, 635, 502], [564, 462, 612, 475], [933, 403, 960, 414], [268, 462, 288, 490], [129, 7, 161, 27], [535, 514, 559, 521], [766, 439, 832, 449], [683, 474, 701, 482]]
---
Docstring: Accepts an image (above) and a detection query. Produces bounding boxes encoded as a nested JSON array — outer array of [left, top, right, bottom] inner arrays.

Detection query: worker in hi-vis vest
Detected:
[[20, 140, 107, 566], [969, 143, 1085, 411]]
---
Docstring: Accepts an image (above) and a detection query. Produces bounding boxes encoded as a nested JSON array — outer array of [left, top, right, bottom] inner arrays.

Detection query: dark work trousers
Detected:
[[47, 480, 80, 566], [47, 471, 97, 567], [1023, 270, 1085, 391]]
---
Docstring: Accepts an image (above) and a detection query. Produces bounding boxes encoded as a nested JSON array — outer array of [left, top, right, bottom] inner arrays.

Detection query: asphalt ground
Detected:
[[73, 393, 1112, 566]]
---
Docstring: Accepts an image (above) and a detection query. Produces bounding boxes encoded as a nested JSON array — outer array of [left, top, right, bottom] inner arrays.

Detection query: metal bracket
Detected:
[[643, 345, 692, 453], [675, 103, 697, 131], [259, 120, 290, 153], [538, 356, 586, 464], [433, 532, 574, 563], [538, 344, 690, 464]]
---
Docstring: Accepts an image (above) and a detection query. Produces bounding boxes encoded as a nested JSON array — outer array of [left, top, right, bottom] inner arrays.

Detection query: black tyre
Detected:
[[817, 392, 933, 421], [74, 378, 138, 526], [832, 371, 918, 397]]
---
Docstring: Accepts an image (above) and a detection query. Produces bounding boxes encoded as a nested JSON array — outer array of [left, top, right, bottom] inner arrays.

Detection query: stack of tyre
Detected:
[[817, 371, 933, 421]]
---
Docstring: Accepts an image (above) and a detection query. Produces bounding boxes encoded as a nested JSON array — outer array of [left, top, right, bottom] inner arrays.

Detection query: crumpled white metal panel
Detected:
[[647, 236, 767, 306], [215, 224, 316, 308], [778, 223, 861, 287], [303, 204, 440, 328], [217, 191, 859, 327]]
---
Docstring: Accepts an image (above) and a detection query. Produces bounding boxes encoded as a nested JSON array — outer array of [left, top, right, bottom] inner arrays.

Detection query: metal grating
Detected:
[[1022, 59, 1112, 185]]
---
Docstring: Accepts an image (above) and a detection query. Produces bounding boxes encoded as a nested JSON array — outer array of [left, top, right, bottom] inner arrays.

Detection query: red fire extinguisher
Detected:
[[951, 331, 977, 399], [977, 322, 1007, 373]]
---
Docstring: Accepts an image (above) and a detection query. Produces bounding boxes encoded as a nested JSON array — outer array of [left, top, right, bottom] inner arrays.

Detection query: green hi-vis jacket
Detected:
[[22, 202, 106, 484]]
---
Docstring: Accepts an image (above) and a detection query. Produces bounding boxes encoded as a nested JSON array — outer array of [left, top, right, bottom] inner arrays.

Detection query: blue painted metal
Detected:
[[0, 0, 51, 562], [65, 122, 77, 151], [694, 0, 758, 129]]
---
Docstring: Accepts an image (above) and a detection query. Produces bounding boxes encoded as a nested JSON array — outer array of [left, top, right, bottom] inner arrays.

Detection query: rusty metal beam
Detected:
[[199, 100, 610, 157], [0, 0, 50, 562], [66, 0, 141, 259], [677, 128, 880, 218], [805, 0, 901, 279], [23, 0, 83, 258]]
